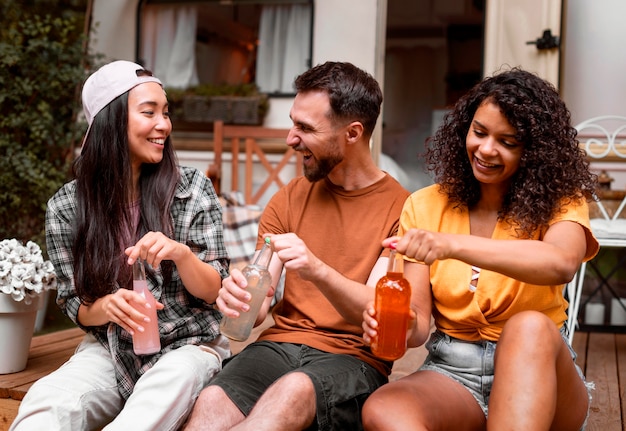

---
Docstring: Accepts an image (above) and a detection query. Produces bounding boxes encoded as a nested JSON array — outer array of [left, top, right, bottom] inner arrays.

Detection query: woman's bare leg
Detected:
[[488, 311, 588, 431], [362, 370, 486, 431]]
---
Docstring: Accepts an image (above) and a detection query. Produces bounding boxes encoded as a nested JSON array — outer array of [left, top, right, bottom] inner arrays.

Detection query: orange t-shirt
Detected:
[[257, 174, 410, 376], [400, 184, 599, 342]]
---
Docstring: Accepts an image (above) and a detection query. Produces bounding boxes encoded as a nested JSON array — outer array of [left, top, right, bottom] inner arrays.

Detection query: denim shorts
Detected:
[[419, 327, 591, 429], [209, 340, 388, 431]]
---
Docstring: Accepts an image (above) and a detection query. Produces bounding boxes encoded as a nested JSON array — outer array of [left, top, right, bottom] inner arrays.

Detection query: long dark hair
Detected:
[[72, 92, 179, 304], [426, 68, 597, 236]]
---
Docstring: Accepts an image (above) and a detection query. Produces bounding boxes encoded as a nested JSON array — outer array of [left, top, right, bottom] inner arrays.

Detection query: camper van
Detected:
[[88, 0, 626, 193]]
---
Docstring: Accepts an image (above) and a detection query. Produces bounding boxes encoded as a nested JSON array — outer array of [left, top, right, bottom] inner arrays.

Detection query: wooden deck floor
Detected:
[[572, 331, 626, 430], [1, 328, 624, 430]]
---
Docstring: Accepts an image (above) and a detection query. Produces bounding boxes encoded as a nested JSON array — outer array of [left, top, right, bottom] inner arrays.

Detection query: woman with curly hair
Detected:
[[361, 68, 599, 430]]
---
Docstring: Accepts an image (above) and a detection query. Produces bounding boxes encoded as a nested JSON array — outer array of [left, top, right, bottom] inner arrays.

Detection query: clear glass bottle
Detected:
[[220, 237, 273, 341], [131, 259, 161, 355], [371, 244, 411, 361]]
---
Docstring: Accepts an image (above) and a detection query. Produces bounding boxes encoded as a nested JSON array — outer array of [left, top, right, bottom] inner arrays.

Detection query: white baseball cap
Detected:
[[82, 60, 162, 138]]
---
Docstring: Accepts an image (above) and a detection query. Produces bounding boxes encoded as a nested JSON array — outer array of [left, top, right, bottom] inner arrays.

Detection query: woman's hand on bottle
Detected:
[[101, 290, 164, 335], [125, 231, 190, 269], [384, 230, 454, 265]]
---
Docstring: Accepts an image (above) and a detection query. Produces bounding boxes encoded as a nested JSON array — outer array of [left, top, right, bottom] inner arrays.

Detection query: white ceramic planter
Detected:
[[33, 290, 51, 333], [0, 293, 42, 374]]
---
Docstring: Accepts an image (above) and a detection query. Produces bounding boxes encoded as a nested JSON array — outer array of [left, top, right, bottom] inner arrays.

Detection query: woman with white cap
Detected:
[[10, 60, 230, 430]]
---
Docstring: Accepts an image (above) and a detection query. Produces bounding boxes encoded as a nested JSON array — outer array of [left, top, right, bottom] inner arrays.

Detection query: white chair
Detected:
[[565, 116, 626, 345]]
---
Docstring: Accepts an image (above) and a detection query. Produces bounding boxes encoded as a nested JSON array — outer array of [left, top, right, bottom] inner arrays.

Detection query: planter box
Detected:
[[182, 95, 267, 125]]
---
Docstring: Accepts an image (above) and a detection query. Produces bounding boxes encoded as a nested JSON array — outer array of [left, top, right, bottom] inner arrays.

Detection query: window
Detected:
[[137, 0, 313, 95]]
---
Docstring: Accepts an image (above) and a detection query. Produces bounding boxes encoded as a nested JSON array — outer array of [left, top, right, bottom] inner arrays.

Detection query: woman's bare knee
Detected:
[[499, 311, 560, 348], [363, 372, 485, 431], [362, 390, 396, 430]]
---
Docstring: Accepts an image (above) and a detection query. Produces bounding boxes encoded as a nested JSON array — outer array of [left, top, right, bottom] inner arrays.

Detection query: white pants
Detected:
[[10, 333, 229, 431]]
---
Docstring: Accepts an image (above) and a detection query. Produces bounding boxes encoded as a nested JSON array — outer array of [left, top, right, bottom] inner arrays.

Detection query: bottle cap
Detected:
[[389, 242, 397, 250], [264, 237, 271, 245]]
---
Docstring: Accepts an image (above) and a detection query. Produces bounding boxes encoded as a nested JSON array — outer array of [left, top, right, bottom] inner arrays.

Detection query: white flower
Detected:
[[0, 239, 57, 304]]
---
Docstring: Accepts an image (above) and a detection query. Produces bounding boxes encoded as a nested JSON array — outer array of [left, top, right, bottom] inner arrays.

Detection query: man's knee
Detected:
[[272, 371, 316, 397], [195, 384, 229, 407], [185, 385, 245, 430]]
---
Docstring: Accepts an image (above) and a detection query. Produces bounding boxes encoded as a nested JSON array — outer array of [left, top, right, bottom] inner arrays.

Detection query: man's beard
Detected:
[[303, 152, 343, 182]]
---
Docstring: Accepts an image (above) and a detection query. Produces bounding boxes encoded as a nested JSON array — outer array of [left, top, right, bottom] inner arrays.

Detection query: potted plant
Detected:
[[0, 238, 57, 374]]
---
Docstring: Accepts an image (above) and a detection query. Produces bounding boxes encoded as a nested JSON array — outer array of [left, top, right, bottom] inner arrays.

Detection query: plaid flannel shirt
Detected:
[[45, 166, 229, 399], [220, 191, 262, 269]]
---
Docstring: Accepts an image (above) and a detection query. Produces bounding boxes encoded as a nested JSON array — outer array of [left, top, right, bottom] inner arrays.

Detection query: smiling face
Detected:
[[466, 100, 524, 192], [286, 90, 345, 182], [127, 82, 171, 172]]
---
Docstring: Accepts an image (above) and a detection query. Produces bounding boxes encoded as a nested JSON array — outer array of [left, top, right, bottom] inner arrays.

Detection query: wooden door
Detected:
[[483, 0, 563, 87]]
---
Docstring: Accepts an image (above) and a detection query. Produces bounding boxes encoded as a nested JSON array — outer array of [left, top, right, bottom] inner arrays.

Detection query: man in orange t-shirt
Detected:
[[184, 62, 409, 431]]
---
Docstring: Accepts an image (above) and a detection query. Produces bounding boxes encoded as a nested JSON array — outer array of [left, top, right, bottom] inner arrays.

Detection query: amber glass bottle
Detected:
[[371, 244, 411, 360]]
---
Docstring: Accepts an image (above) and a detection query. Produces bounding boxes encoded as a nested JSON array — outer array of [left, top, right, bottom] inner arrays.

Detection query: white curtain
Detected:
[[256, 4, 312, 93], [141, 5, 199, 89]]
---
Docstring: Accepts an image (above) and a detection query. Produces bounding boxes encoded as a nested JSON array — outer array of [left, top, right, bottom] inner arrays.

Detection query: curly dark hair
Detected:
[[425, 67, 597, 237]]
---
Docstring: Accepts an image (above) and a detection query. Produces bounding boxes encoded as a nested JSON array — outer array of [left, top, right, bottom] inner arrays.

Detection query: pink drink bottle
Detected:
[[131, 259, 161, 355], [220, 237, 273, 341]]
